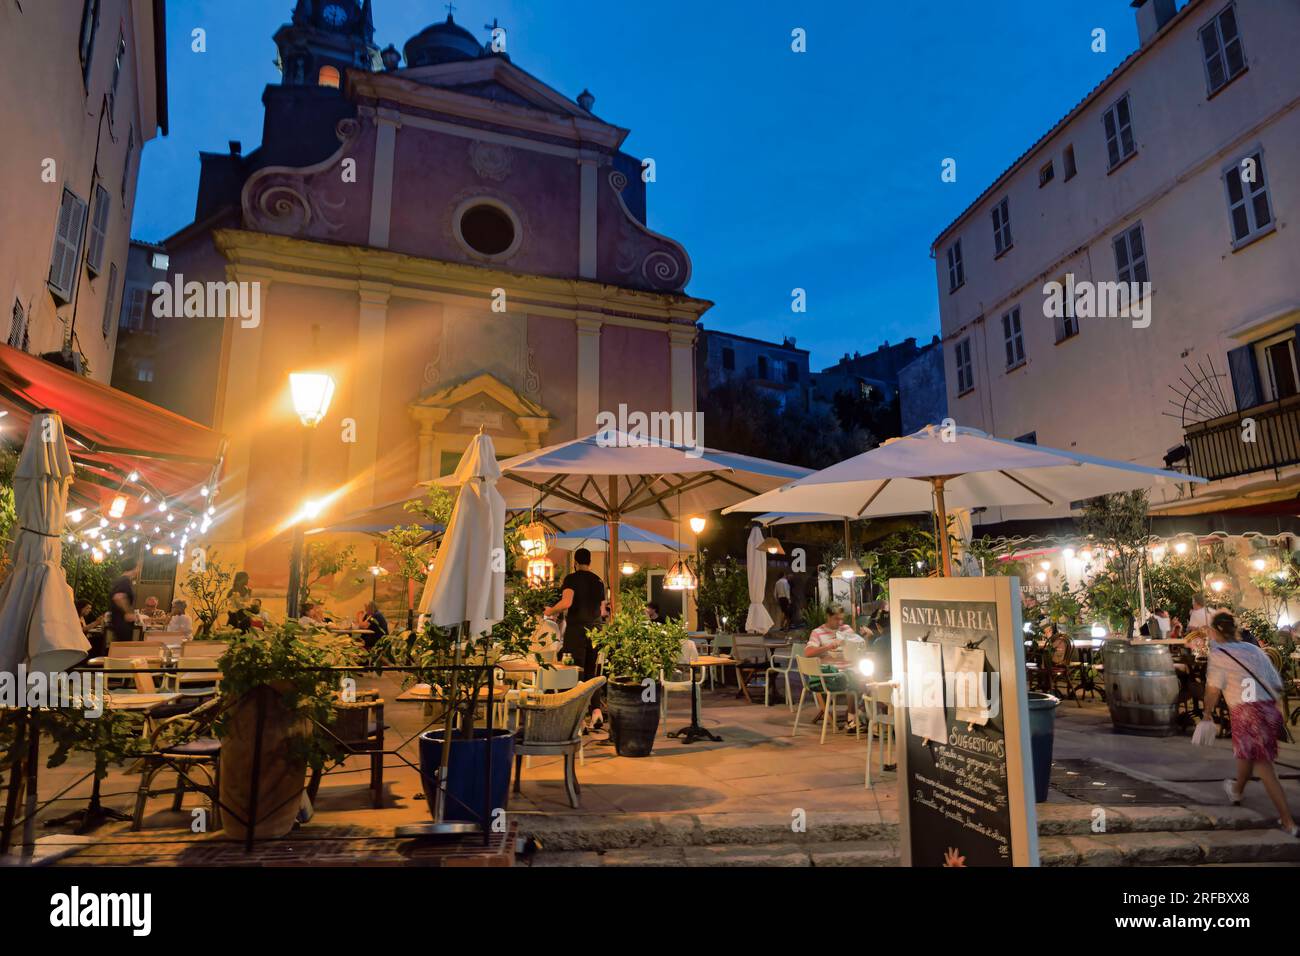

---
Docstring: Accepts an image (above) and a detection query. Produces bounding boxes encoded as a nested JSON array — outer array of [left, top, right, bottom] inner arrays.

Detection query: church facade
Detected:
[[130, 2, 708, 606]]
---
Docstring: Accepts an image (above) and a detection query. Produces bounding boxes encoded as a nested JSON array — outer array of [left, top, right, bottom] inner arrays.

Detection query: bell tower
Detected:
[[273, 0, 381, 87]]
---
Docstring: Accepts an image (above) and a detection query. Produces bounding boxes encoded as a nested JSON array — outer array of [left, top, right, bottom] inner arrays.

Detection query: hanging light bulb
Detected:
[[142, 494, 151, 504], [157, 501, 168, 513], [1253, 558, 1267, 571], [90, 548, 104, 564], [688, 516, 706, 535], [1174, 541, 1188, 555], [127, 471, 139, 483], [98, 518, 108, 528], [759, 535, 784, 555], [109, 495, 127, 518], [67, 508, 85, 523], [664, 559, 697, 591], [525, 555, 555, 589], [621, 561, 638, 576], [200, 486, 209, 497], [517, 520, 554, 559], [833, 556, 864, 580]]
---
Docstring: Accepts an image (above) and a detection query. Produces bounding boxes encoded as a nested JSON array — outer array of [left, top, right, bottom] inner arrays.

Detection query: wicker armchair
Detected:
[[131, 696, 223, 831], [307, 691, 386, 809], [513, 677, 605, 808]]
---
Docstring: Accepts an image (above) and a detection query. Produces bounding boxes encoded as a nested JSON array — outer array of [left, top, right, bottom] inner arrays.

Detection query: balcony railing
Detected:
[[1185, 395, 1300, 482]]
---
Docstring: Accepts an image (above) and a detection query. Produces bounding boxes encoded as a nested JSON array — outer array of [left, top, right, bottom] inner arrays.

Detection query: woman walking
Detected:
[[1202, 611, 1298, 836]]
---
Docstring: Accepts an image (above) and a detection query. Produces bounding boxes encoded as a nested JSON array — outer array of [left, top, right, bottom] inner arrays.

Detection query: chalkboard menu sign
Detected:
[[889, 577, 1037, 867]]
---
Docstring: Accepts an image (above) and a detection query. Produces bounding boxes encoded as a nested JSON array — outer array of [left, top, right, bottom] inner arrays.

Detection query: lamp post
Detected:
[[286, 371, 335, 620]]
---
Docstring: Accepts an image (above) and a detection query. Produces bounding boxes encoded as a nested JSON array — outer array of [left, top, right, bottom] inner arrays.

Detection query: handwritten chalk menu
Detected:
[[890, 577, 1037, 867]]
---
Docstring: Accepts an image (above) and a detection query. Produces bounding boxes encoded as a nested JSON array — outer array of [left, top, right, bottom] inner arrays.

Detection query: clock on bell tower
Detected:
[[274, 0, 381, 88]]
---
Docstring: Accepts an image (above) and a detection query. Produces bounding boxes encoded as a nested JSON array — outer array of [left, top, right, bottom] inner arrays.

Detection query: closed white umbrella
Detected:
[[727, 424, 1205, 575], [416, 431, 505, 830], [0, 410, 87, 673], [744, 525, 775, 634], [418, 432, 506, 635]]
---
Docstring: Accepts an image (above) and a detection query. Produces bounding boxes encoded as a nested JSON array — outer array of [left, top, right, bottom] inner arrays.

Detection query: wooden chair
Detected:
[[513, 677, 605, 808], [307, 692, 387, 809], [732, 636, 771, 703], [708, 634, 735, 690], [1048, 634, 1082, 706], [131, 697, 223, 830]]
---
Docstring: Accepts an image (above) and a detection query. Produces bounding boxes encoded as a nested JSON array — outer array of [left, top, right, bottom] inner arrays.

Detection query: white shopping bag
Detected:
[[1190, 719, 1217, 747]]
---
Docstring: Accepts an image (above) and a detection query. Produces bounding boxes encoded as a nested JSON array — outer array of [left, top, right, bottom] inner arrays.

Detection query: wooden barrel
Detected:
[[1103, 640, 1180, 736]]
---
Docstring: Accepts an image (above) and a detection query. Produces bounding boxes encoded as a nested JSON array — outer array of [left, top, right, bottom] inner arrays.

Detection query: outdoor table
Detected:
[[667, 656, 735, 744], [104, 691, 184, 736]]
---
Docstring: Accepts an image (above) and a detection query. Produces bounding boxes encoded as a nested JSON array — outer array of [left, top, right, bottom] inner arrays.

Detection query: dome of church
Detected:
[[403, 14, 483, 68]]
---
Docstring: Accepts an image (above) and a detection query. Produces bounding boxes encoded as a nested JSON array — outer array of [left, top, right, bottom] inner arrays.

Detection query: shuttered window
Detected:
[[48, 187, 88, 301], [102, 262, 118, 337], [1200, 3, 1246, 96], [1224, 151, 1274, 246], [991, 198, 1012, 257], [8, 300, 28, 350], [1102, 93, 1136, 170], [86, 184, 111, 275]]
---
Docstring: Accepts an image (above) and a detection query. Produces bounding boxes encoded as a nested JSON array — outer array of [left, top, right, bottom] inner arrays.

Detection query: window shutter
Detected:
[[102, 262, 118, 337], [1226, 344, 1261, 412], [48, 189, 88, 301], [86, 185, 110, 274]]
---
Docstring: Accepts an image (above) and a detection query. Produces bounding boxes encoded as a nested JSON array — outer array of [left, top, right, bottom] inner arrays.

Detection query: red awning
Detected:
[[0, 344, 225, 509]]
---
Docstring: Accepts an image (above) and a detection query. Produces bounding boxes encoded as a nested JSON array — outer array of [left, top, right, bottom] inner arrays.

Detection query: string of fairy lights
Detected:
[[62, 456, 226, 568]]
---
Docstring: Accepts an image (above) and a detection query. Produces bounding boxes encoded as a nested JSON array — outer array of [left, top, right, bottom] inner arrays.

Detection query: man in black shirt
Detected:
[[544, 548, 606, 724], [108, 563, 141, 647]]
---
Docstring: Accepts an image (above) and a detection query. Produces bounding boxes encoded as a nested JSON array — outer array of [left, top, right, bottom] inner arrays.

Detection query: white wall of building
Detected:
[[932, 0, 1300, 520]]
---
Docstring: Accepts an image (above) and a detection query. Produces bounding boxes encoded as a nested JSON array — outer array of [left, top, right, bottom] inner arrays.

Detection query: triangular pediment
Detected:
[[412, 372, 549, 421], [396, 57, 589, 117]]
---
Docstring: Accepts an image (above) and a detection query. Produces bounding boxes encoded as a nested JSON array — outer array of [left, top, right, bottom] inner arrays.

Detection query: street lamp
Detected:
[[688, 516, 706, 535], [286, 370, 335, 619]]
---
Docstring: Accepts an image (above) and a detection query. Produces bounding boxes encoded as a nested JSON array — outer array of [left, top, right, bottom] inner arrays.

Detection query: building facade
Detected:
[[931, 0, 1300, 531], [122, 4, 707, 609], [898, 340, 948, 435], [696, 329, 810, 410], [0, 0, 167, 380]]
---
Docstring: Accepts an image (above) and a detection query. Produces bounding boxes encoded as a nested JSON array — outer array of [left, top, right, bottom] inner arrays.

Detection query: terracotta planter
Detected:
[[219, 684, 311, 840]]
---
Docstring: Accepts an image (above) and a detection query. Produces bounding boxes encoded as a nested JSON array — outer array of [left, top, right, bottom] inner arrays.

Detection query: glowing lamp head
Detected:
[[759, 535, 784, 556], [620, 561, 637, 576], [1035, 571, 1047, 583], [109, 495, 127, 518], [833, 557, 863, 581], [689, 516, 706, 535], [1210, 578, 1226, 593], [1252, 558, 1267, 571], [289, 371, 336, 427], [1091, 623, 1107, 639], [300, 499, 325, 522], [1174, 542, 1188, 555], [1063, 548, 1075, 561], [857, 657, 875, 678]]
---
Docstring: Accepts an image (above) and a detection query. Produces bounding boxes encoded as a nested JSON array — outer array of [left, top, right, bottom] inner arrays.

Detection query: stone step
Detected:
[[529, 840, 899, 868], [517, 803, 1275, 853], [1040, 828, 1300, 866], [530, 828, 1300, 868]]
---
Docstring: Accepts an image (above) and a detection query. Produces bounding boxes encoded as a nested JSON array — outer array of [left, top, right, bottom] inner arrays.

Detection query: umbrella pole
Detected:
[[933, 478, 954, 577], [608, 476, 620, 618], [843, 519, 857, 622], [22, 709, 38, 856], [433, 621, 463, 824], [0, 709, 28, 855]]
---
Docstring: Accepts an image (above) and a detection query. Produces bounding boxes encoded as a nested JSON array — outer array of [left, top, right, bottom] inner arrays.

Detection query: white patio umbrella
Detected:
[[0, 411, 88, 857], [0, 410, 88, 673], [417, 431, 505, 829], [726, 424, 1205, 575], [442, 431, 810, 615], [744, 524, 775, 635]]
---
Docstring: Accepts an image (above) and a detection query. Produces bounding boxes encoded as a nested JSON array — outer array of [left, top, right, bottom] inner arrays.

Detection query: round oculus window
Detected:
[[458, 203, 516, 257]]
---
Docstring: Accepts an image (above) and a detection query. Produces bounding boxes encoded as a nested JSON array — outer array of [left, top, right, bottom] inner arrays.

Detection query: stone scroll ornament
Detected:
[[607, 170, 692, 293], [241, 118, 365, 238]]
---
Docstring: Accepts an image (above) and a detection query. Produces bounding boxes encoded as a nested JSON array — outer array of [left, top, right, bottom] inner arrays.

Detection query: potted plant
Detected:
[[215, 624, 355, 840], [376, 590, 536, 824], [591, 605, 687, 757]]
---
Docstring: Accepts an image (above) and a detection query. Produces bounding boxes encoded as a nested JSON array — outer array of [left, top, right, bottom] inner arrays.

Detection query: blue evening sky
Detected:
[[134, 1, 1141, 370]]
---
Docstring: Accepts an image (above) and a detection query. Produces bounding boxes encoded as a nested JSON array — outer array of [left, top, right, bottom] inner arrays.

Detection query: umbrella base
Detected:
[[395, 822, 482, 838], [667, 723, 722, 744]]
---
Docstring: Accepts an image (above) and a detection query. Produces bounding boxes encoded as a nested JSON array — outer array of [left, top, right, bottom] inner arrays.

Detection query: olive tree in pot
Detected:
[[591, 606, 687, 757], [215, 625, 354, 840]]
